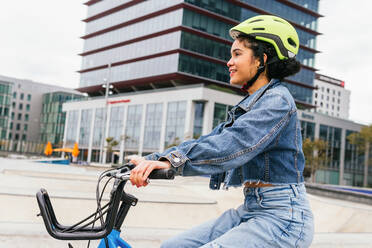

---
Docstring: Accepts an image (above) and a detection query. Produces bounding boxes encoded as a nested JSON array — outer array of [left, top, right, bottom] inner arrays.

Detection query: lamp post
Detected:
[[99, 64, 113, 164]]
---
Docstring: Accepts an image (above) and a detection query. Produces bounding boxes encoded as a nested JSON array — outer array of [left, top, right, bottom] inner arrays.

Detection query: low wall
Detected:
[[306, 183, 372, 205]]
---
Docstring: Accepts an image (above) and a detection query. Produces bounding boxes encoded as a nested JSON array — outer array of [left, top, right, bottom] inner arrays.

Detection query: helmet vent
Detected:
[[249, 19, 264, 23], [253, 27, 265, 30], [274, 18, 285, 23], [287, 38, 297, 48]]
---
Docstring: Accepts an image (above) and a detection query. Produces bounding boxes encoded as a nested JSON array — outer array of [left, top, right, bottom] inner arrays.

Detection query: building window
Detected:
[[338, 91, 341, 96], [19, 103, 23, 110], [11, 112, 14, 120], [107, 106, 125, 148], [164, 101, 186, 148], [321, 86, 324, 92], [125, 104, 143, 150], [320, 102, 323, 107], [337, 106, 340, 111], [213, 103, 233, 129], [8, 133, 12, 139], [16, 123, 20, 131], [79, 109, 93, 146], [332, 105, 334, 110], [337, 99, 340, 104], [326, 96, 329, 101], [333, 89, 335, 95], [12, 102, 15, 108], [327, 88, 330, 93], [27, 94, 31, 101], [15, 133, 19, 140], [25, 114, 29, 121], [10, 122, 13, 130], [315, 93, 317, 98], [24, 124, 28, 131], [314, 100, 317, 105], [193, 101, 205, 139], [22, 134, 26, 141], [66, 110, 79, 146], [143, 103, 163, 151], [13, 92, 16, 98], [20, 93, 24, 100], [92, 108, 105, 148], [321, 95, 324, 100], [17, 113, 22, 120], [326, 103, 329, 108], [26, 104, 30, 111]]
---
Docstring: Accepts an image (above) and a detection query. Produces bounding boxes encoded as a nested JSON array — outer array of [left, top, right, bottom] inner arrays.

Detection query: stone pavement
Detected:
[[1, 157, 372, 248]]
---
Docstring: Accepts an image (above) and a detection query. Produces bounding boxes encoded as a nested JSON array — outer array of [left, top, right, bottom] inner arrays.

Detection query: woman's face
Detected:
[[227, 39, 260, 86]]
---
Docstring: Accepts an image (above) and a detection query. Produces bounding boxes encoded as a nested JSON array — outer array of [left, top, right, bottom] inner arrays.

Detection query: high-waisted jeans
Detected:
[[161, 184, 314, 248]]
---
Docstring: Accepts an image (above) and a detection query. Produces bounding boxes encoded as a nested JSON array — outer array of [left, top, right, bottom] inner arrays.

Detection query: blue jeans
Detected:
[[161, 184, 314, 248]]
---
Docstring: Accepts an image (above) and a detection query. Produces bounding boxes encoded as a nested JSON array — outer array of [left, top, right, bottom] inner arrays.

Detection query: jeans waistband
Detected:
[[243, 183, 306, 198]]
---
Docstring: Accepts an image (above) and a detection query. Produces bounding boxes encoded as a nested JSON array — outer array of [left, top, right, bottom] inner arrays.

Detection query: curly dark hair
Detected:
[[237, 35, 301, 80]]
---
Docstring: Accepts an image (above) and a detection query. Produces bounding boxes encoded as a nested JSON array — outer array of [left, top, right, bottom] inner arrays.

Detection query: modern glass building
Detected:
[[40, 92, 83, 146], [79, 0, 320, 108]]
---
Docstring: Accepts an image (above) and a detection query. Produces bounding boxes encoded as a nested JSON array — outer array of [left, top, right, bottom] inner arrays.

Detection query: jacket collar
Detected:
[[237, 79, 280, 111]]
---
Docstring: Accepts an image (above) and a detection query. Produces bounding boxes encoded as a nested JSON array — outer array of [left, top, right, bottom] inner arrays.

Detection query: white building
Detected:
[[312, 73, 350, 119]]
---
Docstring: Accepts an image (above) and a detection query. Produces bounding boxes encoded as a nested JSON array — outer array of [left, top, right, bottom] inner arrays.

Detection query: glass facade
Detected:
[[182, 2, 319, 107], [80, 54, 179, 87], [83, 10, 183, 52], [179, 54, 229, 83], [300, 120, 315, 140], [40, 92, 82, 145], [85, 0, 183, 34], [343, 130, 364, 186], [125, 105, 143, 150], [92, 108, 105, 148], [143, 103, 163, 151], [193, 102, 205, 139], [319, 124, 342, 169], [108, 106, 125, 147], [65, 110, 79, 146], [0, 82, 11, 139], [82, 32, 181, 70], [213, 103, 233, 129], [79, 109, 93, 147], [164, 101, 186, 148]]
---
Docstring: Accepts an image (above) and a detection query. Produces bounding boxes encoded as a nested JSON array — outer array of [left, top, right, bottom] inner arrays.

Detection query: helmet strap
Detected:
[[242, 43, 265, 92]]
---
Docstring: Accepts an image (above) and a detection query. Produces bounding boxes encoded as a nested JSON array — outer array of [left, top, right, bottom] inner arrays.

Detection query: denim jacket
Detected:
[[145, 79, 305, 189]]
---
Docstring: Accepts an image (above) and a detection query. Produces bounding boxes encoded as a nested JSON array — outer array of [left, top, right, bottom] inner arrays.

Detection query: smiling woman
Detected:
[[129, 15, 314, 248]]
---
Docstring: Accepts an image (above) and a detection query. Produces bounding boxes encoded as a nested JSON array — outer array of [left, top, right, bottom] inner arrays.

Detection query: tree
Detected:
[[347, 124, 372, 187], [302, 138, 328, 183]]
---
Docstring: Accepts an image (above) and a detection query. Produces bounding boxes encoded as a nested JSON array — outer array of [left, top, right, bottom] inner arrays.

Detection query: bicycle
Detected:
[[36, 163, 175, 248]]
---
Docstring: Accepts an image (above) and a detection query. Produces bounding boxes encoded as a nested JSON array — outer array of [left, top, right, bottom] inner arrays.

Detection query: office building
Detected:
[[79, 0, 320, 108], [312, 73, 350, 119], [0, 75, 82, 143]]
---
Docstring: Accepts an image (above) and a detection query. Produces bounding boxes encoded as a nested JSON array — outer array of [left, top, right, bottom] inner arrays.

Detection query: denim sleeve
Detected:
[[143, 122, 226, 161], [160, 93, 294, 176]]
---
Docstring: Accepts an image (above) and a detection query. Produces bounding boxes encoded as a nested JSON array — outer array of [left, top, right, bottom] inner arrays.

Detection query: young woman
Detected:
[[129, 15, 314, 248]]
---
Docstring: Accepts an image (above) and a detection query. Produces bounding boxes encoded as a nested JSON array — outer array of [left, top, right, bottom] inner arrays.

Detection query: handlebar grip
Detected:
[[148, 169, 175, 180]]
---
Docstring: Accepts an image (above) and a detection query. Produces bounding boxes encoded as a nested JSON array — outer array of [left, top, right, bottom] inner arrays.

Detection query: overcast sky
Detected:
[[0, 1, 371, 125]]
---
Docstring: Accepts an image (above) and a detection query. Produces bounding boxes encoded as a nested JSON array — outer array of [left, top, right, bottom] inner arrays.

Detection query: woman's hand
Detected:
[[129, 156, 171, 187]]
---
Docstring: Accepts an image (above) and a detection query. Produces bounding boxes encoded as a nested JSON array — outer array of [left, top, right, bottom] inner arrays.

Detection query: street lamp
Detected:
[[99, 64, 113, 164]]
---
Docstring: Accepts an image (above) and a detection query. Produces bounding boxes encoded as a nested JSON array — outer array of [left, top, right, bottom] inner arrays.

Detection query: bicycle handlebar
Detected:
[[36, 166, 175, 240]]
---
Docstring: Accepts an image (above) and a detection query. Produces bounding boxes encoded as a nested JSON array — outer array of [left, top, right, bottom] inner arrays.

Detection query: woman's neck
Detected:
[[247, 76, 270, 95]]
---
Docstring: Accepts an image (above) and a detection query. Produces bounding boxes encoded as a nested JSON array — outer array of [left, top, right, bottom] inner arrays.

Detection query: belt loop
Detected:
[[254, 187, 260, 200], [290, 184, 298, 198]]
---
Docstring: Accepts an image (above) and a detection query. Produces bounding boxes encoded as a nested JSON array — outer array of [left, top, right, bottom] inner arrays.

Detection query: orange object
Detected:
[[44, 142, 53, 156], [72, 142, 80, 157], [53, 148, 74, 153]]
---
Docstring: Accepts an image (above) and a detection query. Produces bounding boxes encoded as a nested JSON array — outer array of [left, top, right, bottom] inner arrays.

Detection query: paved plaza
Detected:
[[1, 157, 372, 247]]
